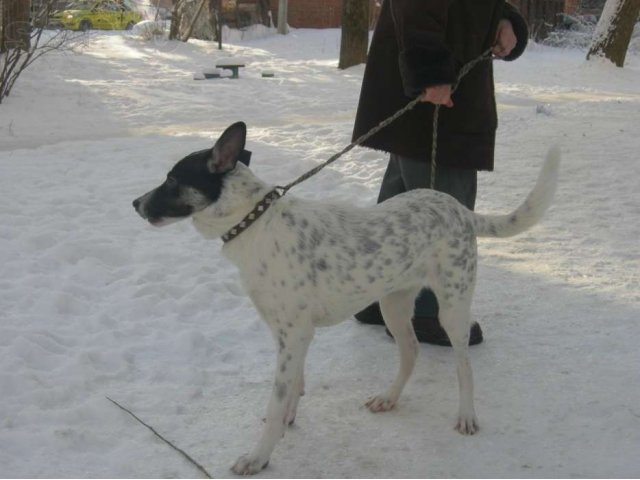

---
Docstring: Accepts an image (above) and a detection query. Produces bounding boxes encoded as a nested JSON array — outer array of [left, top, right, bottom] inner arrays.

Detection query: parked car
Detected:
[[49, 0, 142, 31]]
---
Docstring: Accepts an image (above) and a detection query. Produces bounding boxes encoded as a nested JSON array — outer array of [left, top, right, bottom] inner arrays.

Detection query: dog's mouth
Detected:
[[148, 217, 182, 227]]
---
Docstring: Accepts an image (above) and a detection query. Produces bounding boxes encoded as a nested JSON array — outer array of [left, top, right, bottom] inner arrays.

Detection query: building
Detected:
[[506, 0, 607, 38], [264, 0, 380, 29], [262, 0, 604, 30]]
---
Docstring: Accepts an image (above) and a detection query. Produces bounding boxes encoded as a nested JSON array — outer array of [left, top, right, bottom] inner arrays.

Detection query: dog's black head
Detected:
[[133, 122, 250, 226]]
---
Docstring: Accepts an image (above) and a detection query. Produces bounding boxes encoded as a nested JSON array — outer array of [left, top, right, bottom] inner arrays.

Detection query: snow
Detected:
[[1, 28, 639, 478], [216, 57, 248, 66]]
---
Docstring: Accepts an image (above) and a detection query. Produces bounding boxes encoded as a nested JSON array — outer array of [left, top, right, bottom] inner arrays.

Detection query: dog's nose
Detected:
[[133, 198, 140, 210]]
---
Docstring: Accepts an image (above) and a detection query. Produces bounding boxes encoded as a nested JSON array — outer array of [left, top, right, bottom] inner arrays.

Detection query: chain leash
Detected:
[[430, 48, 493, 188], [222, 49, 494, 244]]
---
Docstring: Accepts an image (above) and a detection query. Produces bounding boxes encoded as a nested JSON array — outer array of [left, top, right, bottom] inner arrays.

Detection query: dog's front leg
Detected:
[[231, 321, 314, 475], [285, 368, 305, 426]]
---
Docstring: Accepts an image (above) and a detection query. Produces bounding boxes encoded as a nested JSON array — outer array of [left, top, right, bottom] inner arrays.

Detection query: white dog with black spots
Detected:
[[133, 122, 560, 475]]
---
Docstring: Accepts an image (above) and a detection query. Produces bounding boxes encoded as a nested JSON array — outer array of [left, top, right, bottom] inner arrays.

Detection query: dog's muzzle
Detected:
[[132, 195, 148, 220], [132, 191, 182, 227]]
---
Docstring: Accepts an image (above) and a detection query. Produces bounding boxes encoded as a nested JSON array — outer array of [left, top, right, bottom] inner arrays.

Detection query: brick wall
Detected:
[[269, 0, 379, 29], [270, 0, 340, 28], [292, 0, 341, 28], [564, 0, 580, 14]]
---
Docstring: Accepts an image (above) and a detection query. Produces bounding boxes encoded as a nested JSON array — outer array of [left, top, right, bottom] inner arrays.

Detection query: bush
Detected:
[[132, 20, 168, 41], [543, 14, 640, 54]]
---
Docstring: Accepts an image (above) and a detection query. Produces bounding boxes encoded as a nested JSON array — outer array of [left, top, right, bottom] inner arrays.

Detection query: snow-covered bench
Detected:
[[216, 58, 246, 79]]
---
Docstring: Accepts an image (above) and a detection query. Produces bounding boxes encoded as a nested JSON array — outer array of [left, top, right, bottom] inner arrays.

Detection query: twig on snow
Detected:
[[106, 396, 212, 479]]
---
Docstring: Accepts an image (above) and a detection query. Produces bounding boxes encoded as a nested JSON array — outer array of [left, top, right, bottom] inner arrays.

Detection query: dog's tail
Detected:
[[474, 146, 560, 238]]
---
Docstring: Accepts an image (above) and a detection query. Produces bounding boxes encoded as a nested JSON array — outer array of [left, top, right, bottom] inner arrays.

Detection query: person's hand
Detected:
[[492, 19, 517, 58], [421, 84, 453, 107]]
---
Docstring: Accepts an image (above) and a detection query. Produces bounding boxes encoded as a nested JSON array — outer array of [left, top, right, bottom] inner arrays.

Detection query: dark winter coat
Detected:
[[352, 0, 528, 171]]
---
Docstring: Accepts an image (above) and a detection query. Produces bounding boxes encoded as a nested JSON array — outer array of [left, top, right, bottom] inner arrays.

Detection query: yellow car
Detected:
[[50, 0, 142, 31]]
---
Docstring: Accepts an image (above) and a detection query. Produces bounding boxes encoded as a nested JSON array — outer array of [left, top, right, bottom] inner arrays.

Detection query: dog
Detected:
[[133, 122, 560, 475]]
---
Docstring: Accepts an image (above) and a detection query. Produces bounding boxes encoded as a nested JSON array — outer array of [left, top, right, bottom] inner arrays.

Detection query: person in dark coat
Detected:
[[353, 0, 529, 346]]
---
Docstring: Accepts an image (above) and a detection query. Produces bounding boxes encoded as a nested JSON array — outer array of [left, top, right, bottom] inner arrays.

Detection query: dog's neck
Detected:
[[191, 164, 273, 240]]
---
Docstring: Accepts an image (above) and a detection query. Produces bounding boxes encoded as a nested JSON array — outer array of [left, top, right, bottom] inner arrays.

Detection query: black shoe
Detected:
[[386, 317, 484, 346], [354, 302, 384, 325]]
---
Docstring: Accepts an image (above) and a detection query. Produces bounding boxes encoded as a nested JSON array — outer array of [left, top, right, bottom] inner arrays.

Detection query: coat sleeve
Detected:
[[501, 2, 529, 61], [390, 0, 456, 98]]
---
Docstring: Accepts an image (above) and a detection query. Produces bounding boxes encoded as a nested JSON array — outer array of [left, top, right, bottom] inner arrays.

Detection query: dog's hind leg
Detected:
[[231, 320, 314, 475], [366, 288, 420, 412], [436, 299, 479, 435]]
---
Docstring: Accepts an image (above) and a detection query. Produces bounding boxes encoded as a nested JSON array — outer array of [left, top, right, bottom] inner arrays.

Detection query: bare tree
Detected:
[[587, 0, 640, 67], [1, 0, 75, 104], [339, 0, 369, 69], [169, 0, 215, 42], [181, 0, 208, 41]]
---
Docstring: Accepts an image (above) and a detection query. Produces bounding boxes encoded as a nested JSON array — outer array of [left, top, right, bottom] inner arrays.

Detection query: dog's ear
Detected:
[[208, 122, 247, 174], [238, 149, 251, 167]]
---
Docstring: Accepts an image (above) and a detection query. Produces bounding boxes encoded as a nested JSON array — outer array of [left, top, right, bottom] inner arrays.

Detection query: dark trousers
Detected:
[[378, 154, 478, 318]]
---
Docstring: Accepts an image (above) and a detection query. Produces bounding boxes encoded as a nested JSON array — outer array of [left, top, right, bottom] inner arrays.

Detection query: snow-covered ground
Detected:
[[1, 28, 639, 478]]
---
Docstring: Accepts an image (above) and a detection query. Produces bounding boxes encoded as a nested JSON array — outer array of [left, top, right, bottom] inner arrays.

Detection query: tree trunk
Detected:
[[0, 0, 4, 53], [169, 0, 183, 40], [1, 0, 31, 52], [257, 0, 270, 26], [277, 0, 287, 34], [338, 0, 369, 70], [587, 0, 640, 67], [210, 0, 221, 49]]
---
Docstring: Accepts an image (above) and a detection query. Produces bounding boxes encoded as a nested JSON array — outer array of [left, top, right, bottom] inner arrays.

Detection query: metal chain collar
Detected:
[[220, 187, 284, 243]]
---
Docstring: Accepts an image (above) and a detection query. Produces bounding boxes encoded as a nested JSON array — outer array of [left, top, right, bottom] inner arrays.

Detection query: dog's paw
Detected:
[[231, 455, 269, 476], [365, 395, 396, 413], [286, 412, 296, 426], [455, 415, 479, 435]]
